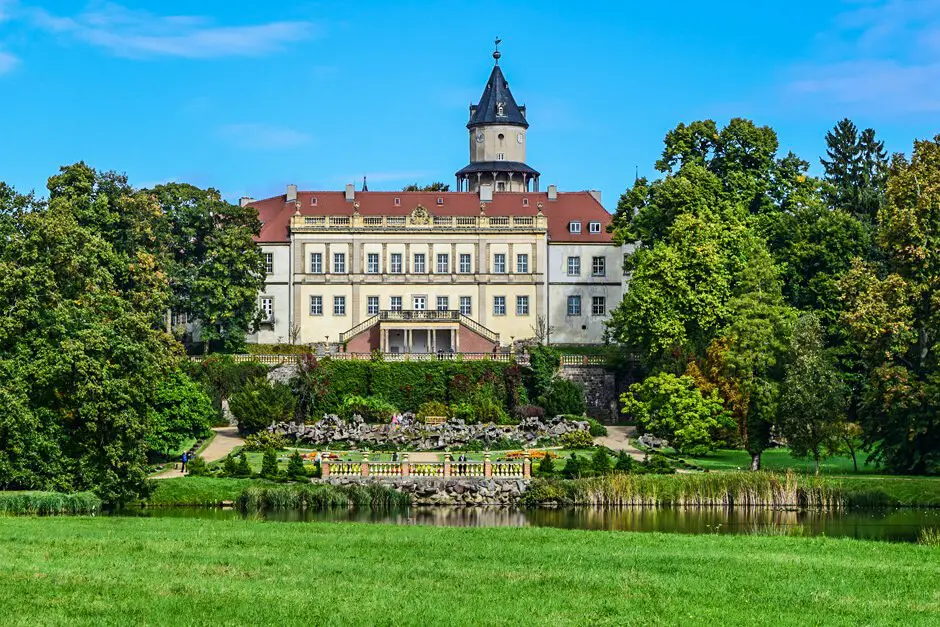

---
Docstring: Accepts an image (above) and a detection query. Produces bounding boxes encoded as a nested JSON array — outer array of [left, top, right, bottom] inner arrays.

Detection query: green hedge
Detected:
[[303, 359, 517, 415]]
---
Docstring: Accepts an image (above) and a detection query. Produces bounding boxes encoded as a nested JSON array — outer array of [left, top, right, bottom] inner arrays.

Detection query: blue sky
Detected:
[[1, 0, 939, 210]]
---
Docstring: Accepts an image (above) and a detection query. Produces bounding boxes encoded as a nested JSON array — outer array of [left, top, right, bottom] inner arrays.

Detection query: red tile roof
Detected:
[[251, 191, 613, 244]]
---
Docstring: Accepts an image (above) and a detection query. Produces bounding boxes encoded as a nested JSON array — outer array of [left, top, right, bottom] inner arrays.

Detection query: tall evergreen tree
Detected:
[[820, 119, 888, 220]]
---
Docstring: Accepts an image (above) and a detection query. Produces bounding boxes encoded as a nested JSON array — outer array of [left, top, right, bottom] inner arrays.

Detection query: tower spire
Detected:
[[493, 37, 501, 64], [362, 175, 368, 192]]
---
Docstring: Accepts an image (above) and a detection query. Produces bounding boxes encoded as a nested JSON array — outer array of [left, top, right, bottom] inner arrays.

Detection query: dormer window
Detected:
[[311, 197, 317, 206], [394, 197, 401, 206], [522, 198, 529, 206], [436, 197, 444, 205], [589, 221, 602, 233], [569, 222, 582, 234]]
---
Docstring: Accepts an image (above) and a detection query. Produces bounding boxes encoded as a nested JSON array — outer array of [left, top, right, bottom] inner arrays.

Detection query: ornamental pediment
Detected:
[[410, 205, 431, 225]]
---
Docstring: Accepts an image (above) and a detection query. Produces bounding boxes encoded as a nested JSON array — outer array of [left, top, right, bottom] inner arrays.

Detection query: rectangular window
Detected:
[[459, 296, 472, 316], [459, 253, 472, 273], [493, 253, 506, 274], [437, 296, 449, 312], [333, 252, 346, 273], [333, 296, 346, 316], [589, 221, 602, 233], [310, 252, 323, 274], [413, 296, 426, 311], [567, 295, 582, 316], [567, 256, 581, 276], [437, 253, 449, 274], [516, 253, 529, 273], [592, 256, 606, 277], [569, 222, 582, 234], [309, 296, 323, 316], [367, 296, 379, 315], [497, 153, 505, 160], [390, 253, 402, 274], [263, 252, 274, 274], [493, 296, 506, 316], [592, 296, 606, 316], [390, 296, 402, 312], [260, 296, 274, 322], [516, 295, 529, 316], [413, 253, 426, 273], [367, 253, 380, 274]]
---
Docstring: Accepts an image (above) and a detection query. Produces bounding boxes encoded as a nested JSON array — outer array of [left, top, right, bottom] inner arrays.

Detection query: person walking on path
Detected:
[[181, 452, 188, 474]]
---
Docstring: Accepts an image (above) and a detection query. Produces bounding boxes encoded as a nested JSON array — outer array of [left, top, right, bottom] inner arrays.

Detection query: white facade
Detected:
[[248, 243, 291, 344], [546, 242, 627, 344]]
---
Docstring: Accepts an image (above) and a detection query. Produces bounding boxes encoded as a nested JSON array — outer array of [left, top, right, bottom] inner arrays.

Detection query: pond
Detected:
[[124, 506, 940, 543]]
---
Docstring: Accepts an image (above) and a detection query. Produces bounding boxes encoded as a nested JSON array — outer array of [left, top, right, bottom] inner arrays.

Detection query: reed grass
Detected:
[[0, 491, 102, 516], [237, 483, 411, 511], [919, 528, 940, 547], [747, 522, 806, 537], [523, 471, 845, 508]]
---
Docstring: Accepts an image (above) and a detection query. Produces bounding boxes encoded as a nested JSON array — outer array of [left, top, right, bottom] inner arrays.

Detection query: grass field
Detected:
[[0, 517, 936, 626], [684, 448, 877, 475]]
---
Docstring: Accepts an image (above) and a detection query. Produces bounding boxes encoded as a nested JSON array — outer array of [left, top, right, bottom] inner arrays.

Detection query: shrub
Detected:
[[474, 394, 512, 425], [560, 430, 594, 450], [260, 449, 280, 480], [537, 453, 556, 476], [592, 448, 612, 475], [234, 452, 252, 478], [185, 355, 269, 400], [186, 455, 209, 477], [644, 453, 676, 475], [243, 431, 289, 452], [491, 437, 525, 450], [919, 528, 940, 547], [229, 380, 296, 435], [286, 450, 308, 482], [416, 401, 449, 423], [222, 454, 239, 477], [562, 453, 591, 479], [450, 402, 476, 423], [513, 404, 545, 420], [615, 450, 637, 473], [341, 395, 397, 423], [586, 418, 608, 437], [539, 378, 587, 417]]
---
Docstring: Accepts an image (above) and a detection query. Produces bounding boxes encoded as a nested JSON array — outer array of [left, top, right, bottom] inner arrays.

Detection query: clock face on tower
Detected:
[[516, 133, 524, 144], [475, 132, 485, 143]]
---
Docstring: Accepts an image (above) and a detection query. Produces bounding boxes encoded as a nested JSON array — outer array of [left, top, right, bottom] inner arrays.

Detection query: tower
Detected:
[[456, 40, 540, 193]]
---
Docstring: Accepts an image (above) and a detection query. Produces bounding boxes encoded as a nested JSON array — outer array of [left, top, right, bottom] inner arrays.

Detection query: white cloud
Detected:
[[0, 50, 19, 74], [26, 2, 315, 59], [218, 123, 312, 150], [785, 0, 940, 113]]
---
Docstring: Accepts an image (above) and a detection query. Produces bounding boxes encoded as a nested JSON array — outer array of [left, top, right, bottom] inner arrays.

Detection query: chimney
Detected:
[[239, 196, 254, 208], [345, 183, 355, 201], [286, 184, 298, 203], [547, 185, 558, 201], [479, 184, 493, 203], [588, 189, 602, 204]]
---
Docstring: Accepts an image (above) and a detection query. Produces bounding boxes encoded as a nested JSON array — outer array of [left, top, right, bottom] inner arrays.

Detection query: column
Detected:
[[360, 451, 370, 478], [431, 329, 436, 354], [407, 329, 413, 353], [455, 327, 461, 352], [450, 329, 455, 352]]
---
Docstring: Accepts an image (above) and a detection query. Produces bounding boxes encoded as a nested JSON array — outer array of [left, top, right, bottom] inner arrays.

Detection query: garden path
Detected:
[[152, 427, 245, 480], [594, 426, 645, 461]]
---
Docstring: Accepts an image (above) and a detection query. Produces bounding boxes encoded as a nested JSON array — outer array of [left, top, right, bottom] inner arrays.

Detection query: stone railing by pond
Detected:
[[323, 452, 529, 480]]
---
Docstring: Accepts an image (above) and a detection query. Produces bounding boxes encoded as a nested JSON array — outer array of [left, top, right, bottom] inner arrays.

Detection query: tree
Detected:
[[536, 453, 555, 476], [402, 182, 450, 192], [591, 447, 612, 475], [153, 183, 266, 353], [0, 166, 177, 502], [778, 314, 849, 474], [621, 373, 732, 455], [838, 136, 940, 474], [820, 119, 888, 220]]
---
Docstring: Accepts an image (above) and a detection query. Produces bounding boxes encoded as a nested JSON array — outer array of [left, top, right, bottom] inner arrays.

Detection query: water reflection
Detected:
[[126, 506, 940, 543]]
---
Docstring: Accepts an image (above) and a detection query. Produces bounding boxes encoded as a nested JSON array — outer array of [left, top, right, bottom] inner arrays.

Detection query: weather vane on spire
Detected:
[[493, 37, 502, 63]]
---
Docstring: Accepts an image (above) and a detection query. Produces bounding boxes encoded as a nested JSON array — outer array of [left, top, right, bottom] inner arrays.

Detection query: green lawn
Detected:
[[683, 448, 876, 475], [146, 477, 263, 506], [0, 517, 936, 625]]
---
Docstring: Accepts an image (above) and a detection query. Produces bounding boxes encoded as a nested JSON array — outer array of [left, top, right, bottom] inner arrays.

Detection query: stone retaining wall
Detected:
[[559, 365, 633, 421], [323, 476, 528, 506]]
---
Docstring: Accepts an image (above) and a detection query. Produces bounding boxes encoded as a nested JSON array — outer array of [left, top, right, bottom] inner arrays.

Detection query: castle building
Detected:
[[246, 46, 625, 351]]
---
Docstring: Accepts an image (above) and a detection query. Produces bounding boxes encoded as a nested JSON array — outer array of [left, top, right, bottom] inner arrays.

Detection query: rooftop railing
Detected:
[[292, 213, 547, 232]]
